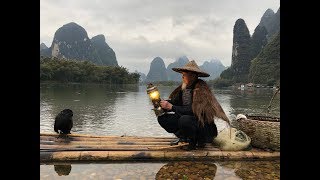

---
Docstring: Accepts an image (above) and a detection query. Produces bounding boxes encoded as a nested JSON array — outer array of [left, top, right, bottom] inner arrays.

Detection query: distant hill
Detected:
[[258, 8, 280, 41], [40, 22, 118, 66], [250, 25, 268, 60], [220, 7, 279, 85], [249, 32, 280, 85], [166, 56, 189, 81], [144, 56, 226, 82], [40, 43, 48, 51], [199, 59, 226, 80], [220, 18, 251, 83], [145, 57, 168, 82], [91, 34, 118, 66]]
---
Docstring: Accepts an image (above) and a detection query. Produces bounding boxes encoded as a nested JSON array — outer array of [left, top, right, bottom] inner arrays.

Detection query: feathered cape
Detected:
[[169, 79, 230, 127]]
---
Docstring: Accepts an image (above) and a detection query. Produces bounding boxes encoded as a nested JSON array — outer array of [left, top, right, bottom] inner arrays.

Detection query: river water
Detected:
[[40, 83, 280, 179]]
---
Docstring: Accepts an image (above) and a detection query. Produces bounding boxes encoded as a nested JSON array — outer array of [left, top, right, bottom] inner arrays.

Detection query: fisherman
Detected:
[[157, 60, 230, 150]]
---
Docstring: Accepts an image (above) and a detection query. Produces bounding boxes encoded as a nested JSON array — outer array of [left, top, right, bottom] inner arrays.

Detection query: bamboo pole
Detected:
[[40, 144, 168, 150], [220, 151, 254, 160], [40, 140, 172, 146], [41, 147, 226, 152], [41, 138, 218, 147], [251, 151, 280, 159], [40, 150, 280, 162], [40, 133, 174, 139], [147, 142, 189, 150], [40, 134, 175, 139], [267, 87, 280, 113], [40, 136, 175, 142]]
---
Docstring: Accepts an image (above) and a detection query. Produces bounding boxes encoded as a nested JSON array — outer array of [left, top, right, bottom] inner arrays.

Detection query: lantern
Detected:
[[147, 83, 165, 117]]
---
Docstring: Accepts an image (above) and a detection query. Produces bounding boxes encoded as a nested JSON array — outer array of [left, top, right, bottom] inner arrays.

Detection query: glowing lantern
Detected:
[[146, 83, 165, 117]]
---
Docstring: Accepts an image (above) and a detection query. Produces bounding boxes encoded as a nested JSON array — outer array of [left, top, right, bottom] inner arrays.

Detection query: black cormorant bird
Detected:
[[54, 109, 73, 138]]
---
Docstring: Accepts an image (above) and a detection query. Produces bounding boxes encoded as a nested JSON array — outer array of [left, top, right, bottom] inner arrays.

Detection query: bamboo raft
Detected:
[[40, 133, 280, 162]]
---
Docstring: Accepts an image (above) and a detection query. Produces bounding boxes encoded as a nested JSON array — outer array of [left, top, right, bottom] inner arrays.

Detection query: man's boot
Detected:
[[197, 140, 206, 148], [171, 130, 188, 145], [186, 138, 196, 150]]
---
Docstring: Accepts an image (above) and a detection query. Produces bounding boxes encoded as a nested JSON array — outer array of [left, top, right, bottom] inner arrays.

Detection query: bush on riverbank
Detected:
[[40, 56, 140, 84]]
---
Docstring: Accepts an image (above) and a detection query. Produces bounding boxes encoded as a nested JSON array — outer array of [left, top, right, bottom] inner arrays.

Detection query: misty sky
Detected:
[[40, 0, 279, 74]]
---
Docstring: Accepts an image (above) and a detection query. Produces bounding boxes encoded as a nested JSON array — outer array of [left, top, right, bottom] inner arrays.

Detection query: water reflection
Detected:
[[54, 164, 72, 176], [40, 160, 279, 179], [218, 160, 280, 180], [156, 161, 217, 179]]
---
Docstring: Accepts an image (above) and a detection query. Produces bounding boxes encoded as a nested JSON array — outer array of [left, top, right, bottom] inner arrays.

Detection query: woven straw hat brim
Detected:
[[172, 67, 210, 77]]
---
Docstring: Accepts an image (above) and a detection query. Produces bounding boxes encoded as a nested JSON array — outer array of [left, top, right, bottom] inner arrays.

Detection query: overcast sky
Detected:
[[40, 0, 279, 74]]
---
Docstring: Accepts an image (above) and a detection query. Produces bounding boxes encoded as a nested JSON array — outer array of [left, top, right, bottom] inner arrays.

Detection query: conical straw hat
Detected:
[[172, 60, 210, 77]]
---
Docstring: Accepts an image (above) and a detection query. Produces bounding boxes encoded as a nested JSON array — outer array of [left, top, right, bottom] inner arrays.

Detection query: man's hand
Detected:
[[160, 100, 173, 110]]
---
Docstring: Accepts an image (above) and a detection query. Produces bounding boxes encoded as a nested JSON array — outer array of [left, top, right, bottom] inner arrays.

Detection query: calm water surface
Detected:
[[40, 83, 280, 179]]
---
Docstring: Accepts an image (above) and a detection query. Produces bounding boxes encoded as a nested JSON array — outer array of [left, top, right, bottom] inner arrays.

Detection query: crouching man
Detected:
[[157, 60, 230, 150]]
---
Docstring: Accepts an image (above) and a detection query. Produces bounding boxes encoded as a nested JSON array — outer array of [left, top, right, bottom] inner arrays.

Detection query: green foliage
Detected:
[[208, 78, 234, 88], [220, 67, 233, 79], [220, 30, 279, 86], [40, 57, 139, 84], [267, 79, 276, 86], [249, 32, 280, 85], [219, 67, 248, 84], [250, 25, 268, 59], [140, 81, 181, 86]]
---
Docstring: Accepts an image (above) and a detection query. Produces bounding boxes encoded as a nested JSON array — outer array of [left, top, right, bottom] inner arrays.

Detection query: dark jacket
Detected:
[[168, 80, 198, 116], [168, 80, 218, 142], [169, 79, 230, 127]]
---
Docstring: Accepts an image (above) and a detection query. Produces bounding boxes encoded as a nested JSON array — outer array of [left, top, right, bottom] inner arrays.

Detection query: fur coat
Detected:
[[169, 79, 230, 127]]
